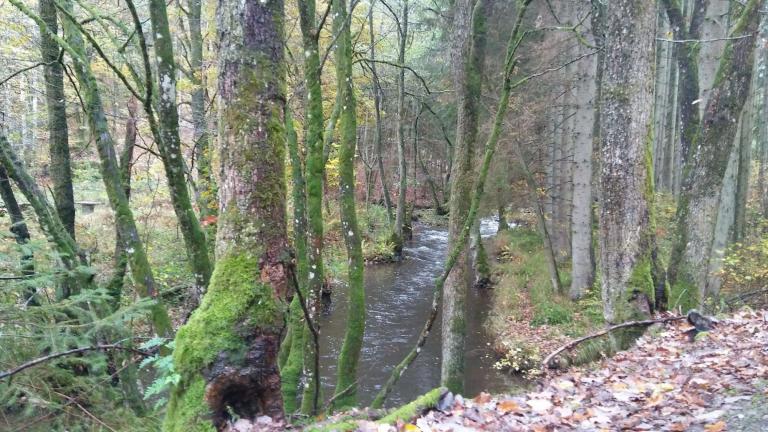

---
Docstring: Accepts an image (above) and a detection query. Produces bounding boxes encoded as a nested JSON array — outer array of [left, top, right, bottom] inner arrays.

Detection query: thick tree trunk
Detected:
[[148, 0, 213, 300], [165, 0, 290, 428], [40, 0, 75, 238], [331, 0, 365, 409], [667, 0, 761, 305], [442, 0, 487, 394], [598, 0, 656, 336]]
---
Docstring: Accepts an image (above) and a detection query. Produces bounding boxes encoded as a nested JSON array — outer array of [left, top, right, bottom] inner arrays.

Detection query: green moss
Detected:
[[163, 376, 214, 432], [172, 253, 282, 377], [379, 387, 445, 424]]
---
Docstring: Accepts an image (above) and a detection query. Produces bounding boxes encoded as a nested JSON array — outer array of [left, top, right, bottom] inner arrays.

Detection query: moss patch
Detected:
[[163, 376, 214, 432], [172, 253, 282, 378]]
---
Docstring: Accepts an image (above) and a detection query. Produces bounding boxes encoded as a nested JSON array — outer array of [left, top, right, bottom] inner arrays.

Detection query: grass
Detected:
[[486, 227, 607, 373]]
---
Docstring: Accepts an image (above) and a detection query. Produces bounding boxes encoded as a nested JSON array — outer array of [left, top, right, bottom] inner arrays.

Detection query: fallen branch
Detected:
[[0, 344, 150, 381], [542, 316, 686, 369]]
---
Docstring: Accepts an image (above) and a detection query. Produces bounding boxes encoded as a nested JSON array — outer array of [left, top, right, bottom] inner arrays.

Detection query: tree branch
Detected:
[[0, 344, 151, 381], [542, 316, 687, 368]]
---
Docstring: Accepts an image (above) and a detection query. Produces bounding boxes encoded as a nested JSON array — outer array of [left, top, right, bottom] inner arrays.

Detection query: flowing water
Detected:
[[318, 219, 522, 407]]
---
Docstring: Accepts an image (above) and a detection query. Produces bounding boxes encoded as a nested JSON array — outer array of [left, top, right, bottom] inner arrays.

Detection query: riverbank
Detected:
[[484, 225, 606, 376], [306, 308, 768, 431]]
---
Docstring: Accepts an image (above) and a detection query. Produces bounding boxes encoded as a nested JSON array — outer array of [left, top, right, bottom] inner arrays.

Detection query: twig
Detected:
[[656, 34, 754, 44], [542, 316, 686, 369], [324, 379, 358, 413], [0, 344, 150, 381]]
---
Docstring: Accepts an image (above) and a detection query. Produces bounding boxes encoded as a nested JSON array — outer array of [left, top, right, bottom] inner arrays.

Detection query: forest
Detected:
[[1, 0, 768, 430]]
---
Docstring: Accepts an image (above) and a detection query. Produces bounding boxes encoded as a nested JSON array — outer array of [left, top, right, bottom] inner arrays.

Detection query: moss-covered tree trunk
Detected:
[[667, 0, 761, 306], [442, 0, 487, 393], [331, 0, 365, 410], [39, 0, 75, 238], [393, 0, 410, 251], [297, 0, 325, 414], [107, 97, 138, 310], [164, 0, 290, 429], [147, 0, 213, 300], [281, 107, 309, 414], [0, 164, 35, 303], [0, 131, 93, 296], [598, 0, 656, 333], [661, 0, 706, 166]]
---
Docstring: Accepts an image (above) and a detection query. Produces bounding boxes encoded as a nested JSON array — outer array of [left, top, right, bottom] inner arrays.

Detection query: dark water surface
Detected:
[[318, 220, 521, 407]]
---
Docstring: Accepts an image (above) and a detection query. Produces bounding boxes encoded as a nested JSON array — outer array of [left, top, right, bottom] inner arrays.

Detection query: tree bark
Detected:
[[598, 0, 656, 337], [165, 0, 290, 428], [331, 0, 366, 409], [0, 164, 36, 304], [394, 0, 410, 251], [40, 0, 75, 238], [667, 0, 761, 305], [442, 0, 487, 394], [148, 0, 213, 300], [569, 6, 597, 300], [297, 0, 325, 413]]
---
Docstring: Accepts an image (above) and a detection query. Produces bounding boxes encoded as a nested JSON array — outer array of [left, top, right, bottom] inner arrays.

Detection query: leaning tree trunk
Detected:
[[667, 0, 761, 306], [40, 0, 75, 238], [0, 164, 36, 304], [148, 0, 213, 300], [164, 0, 290, 429], [598, 0, 656, 344], [331, 0, 366, 410], [442, 0, 488, 394]]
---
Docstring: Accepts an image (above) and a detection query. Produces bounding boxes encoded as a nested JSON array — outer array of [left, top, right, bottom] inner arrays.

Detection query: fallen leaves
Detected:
[[356, 309, 768, 432]]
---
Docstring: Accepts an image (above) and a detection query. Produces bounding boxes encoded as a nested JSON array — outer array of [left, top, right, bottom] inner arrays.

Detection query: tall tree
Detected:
[[598, 0, 656, 337], [297, 0, 326, 414], [393, 0, 410, 251], [442, 0, 487, 393], [331, 0, 366, 409], [369, 1, 395, 223], [667, 0, 761, 305], [147, 0, 213, 299], [39, 0, 75, 238], [569, 8, 598, 300], [164, 0, 290, 428]]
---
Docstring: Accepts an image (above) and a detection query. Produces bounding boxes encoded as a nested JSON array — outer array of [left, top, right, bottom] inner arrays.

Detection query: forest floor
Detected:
[[314, 308, 768, 431]]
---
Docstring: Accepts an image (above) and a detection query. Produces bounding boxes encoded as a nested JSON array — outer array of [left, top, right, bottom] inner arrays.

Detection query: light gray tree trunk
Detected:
[[569, 7, 597, 300], [598, 0, 656, 332]]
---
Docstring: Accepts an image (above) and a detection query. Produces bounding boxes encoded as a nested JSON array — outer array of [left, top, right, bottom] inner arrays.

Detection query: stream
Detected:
[[318, 218, 521, 407]]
